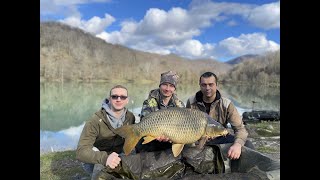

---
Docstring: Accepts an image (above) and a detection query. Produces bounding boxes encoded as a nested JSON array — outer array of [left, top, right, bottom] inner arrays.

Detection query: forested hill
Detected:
[[40, 22, 232, 84]]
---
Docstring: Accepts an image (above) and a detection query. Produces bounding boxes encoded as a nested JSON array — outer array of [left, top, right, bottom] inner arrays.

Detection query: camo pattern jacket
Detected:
[[186, 90, 248, 146], [140, 88, 185, 120], [76, 109, 135, 166]]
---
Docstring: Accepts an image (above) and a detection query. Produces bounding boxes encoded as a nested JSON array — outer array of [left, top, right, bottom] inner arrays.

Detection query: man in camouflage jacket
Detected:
[[137, 71, 185, 152]]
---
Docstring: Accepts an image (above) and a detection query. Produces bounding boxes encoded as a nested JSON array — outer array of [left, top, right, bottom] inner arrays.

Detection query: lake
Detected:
[[40, 82, 280, 154]]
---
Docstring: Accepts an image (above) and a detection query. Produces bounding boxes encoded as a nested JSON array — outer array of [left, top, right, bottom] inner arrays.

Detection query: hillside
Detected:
[[226, 54, 260, 65], [222, 50, 280, 86], [40, 22, 232, 84]]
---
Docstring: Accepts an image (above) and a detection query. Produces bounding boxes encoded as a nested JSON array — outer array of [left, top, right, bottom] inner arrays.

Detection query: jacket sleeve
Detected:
[[227, 103, 248, 146], [186, 99, 191, 108], [76, 114, 109, 166], [140, 98, 158, 120]]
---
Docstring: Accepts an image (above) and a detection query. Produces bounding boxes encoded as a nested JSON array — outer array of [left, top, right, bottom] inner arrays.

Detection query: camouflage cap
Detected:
[[159, 70, 179, 88]]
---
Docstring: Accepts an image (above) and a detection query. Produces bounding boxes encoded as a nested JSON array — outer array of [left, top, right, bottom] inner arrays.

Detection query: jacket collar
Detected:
[[149, 88, 177, 105]]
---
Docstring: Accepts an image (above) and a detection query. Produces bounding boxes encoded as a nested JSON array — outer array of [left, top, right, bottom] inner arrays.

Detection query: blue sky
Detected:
[[40, 0, 280, 62]]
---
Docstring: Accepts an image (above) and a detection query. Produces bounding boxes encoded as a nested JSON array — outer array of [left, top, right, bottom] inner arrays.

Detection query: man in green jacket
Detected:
[[76, 85, 135, 177]]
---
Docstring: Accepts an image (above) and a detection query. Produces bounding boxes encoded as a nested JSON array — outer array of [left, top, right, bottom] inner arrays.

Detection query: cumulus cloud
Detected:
[[134, 8, 200, 45], [176, 40, 204, 57], [247, 1, 280, 29], [41, 0, 280, 61], [189, 0, 280, 30], [213, 33, 280, 58], [132, 42, 172, 55], [60, 14, 115, 34]]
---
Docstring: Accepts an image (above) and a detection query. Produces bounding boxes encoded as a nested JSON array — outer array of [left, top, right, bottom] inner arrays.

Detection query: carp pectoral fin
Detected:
[[172, 143, 185, 157], [123, 135, 141, 156], [142, 136, 156, 144], [196, 136, 208, 149], [118, 126, 142, 156]]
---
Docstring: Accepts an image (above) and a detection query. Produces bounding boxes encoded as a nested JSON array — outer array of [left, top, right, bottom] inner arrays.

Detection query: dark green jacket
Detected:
[[76, 108, 135, 166]]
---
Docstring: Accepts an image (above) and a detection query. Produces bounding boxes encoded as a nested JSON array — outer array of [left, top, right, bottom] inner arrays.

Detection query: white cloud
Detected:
[[134, 8, 200, 45], [121, 21, 138, 34], [189, 0, 280, 30], [97, 31, 127, 44], [189, 0, 254, 27], [247, 1, 280, 29], [41, 0, 280, 61], [176, 40, 204, 57], [214, 33, 280, 57], [95, 3, 279, 60], [130, 41, 172, 55], [60, 14, 115, 34], [137, 8, 168, 34]]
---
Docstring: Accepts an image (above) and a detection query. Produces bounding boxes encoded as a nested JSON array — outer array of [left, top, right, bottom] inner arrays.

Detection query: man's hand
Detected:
[[156, 135, 172, 143], [106, 152, 121, 169], [227, 142, 242, 160]]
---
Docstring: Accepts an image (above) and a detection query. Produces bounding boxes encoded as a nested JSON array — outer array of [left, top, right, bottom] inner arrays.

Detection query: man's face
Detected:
[[109, 88, 129, 111], [159, 82, 176, 98], [199, 76, 217, 98]]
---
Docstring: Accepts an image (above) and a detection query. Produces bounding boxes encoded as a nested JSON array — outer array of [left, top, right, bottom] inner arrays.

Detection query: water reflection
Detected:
[[40, 82, 279, 153], [220, 84, 280, 111]]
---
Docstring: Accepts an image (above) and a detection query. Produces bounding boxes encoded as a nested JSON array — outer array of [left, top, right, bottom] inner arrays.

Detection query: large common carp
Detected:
[[115, 108, 228, 157]]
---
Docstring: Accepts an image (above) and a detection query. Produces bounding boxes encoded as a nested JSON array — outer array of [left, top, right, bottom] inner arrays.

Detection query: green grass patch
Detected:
[[40, 150, 90, 180], [256, 146, 279, 153], [255, 128, 280, 137], [246, 121, 280, 137]]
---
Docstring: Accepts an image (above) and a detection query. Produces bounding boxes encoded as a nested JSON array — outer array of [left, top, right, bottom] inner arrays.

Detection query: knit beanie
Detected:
[[159, 71, 179, 88]]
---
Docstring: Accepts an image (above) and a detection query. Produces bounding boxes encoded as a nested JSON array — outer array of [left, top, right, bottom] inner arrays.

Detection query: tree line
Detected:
[[40, 21, 279, 86], [222, 50, 280, 86]]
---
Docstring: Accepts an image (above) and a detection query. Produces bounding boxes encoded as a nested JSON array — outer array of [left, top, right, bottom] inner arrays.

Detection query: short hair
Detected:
[[109, 85, 128, 96], [199, 72, 218, 84]]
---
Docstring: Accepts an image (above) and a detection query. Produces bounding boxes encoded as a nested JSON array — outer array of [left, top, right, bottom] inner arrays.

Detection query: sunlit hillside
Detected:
[[40, 22, 232, 84]]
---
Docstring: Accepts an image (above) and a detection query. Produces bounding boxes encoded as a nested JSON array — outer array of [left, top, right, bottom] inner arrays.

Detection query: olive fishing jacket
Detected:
[[186, 90, 248, 146], [76, 108, 135, 166]]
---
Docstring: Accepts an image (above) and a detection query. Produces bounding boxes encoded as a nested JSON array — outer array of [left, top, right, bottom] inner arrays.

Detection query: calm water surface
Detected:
[[40, 82, 279, 154]]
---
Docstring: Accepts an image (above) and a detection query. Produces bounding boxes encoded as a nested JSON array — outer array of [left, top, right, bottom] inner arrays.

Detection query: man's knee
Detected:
[[91, 164, 106, 180], [82, 162, 94, 175], [244, 140, 255, 150]]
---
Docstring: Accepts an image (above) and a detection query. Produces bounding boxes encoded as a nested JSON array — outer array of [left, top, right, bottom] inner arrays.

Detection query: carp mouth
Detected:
[[214, 129, 229, 137], [211, 129, 229, 138], [221, 129, 229, 136]]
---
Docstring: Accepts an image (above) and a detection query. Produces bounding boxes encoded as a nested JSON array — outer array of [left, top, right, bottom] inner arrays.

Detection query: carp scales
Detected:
[[114, 107, 229, 157]]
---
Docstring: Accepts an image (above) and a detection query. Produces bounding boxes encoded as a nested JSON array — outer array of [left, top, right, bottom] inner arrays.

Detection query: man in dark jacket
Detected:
[[137, 70, 185, 152], [76, 85, 135, 177], [186, 72, 254, 160]]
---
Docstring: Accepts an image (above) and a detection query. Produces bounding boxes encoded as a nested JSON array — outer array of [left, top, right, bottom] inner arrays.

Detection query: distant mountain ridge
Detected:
[[226, 54, 260, 65]]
